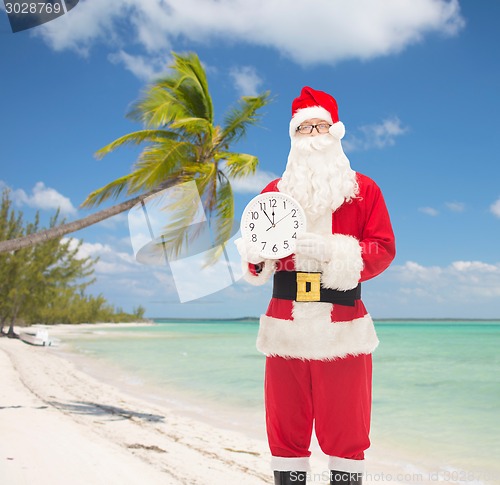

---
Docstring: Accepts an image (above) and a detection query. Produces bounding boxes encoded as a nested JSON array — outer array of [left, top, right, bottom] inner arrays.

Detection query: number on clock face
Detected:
[[240, 192, 307, 260]]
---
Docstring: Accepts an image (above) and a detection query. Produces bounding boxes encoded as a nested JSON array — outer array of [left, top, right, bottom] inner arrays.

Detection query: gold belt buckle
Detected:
[[296, 272, 321, 302]]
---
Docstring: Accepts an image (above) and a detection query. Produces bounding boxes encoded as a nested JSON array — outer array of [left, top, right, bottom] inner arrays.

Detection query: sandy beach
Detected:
[[1, 324, 479, 485], [0, 326, 273, 485]]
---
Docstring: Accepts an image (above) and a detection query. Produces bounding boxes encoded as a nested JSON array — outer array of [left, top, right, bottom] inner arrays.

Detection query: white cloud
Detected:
[[343, 116, 408, 151], [418, 202, 466, 217], [392, 261, 443, 283], [419, 206, 439, 216], [34, 0, 130, 56], [35, 0, 465, 73], [451, 260, 498, 273], [229, 66, 263, 97], [390, 260, 500, 301], [8, 181, 77, 215], [63, 238, 140, 273], [60, 237, 186, 307], [490, 197, 500, 218], [229, 169, 279, 194], [445, 201, 465, 212], [108, 50, 169, 81]]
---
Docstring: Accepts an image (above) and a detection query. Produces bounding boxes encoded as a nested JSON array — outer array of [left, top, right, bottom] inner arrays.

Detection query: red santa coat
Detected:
[[244, 173, 396, 361]]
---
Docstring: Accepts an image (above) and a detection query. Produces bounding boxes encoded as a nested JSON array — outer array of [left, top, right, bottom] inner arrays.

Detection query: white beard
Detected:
[[278, 134, 358, 229]]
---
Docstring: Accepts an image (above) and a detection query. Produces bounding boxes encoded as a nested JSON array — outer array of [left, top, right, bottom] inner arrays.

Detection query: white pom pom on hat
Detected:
[[328, 121, 345, 139], [289, 86, 345, 139]]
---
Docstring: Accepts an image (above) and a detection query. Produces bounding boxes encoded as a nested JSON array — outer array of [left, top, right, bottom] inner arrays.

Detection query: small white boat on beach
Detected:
[[19, 328, 54, 346]]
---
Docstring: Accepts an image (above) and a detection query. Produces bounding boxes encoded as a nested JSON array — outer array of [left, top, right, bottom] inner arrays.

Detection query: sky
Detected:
[[1, 0, 499, 319]]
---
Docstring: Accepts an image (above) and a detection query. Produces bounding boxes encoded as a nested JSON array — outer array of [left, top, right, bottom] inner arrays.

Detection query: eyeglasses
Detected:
[[296, 123, 332, 134]]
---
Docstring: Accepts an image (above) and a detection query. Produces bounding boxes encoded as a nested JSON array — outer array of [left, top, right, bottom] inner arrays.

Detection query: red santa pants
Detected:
[[265, 353, 372, 472]]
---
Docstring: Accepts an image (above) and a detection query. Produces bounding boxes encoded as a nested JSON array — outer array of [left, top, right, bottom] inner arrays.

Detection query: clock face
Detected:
[[240, 192, 307, 260]]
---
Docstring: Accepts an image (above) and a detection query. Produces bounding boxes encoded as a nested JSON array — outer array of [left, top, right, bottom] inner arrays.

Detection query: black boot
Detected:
[[330, 470, 362, 485], [274, 470, 307, 484]]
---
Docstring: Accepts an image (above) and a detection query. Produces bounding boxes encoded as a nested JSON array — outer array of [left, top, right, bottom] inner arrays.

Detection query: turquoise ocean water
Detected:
[[59, 320, 500, 483]]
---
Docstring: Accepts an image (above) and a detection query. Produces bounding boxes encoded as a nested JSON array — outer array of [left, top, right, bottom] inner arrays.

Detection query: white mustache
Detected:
[[291, 134, 335, 153]]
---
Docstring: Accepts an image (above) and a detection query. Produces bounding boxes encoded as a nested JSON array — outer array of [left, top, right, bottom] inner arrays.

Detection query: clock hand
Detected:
[[267, 210, 293, 231], [264, 209, 276, 232], [262, 209, 274, 226]]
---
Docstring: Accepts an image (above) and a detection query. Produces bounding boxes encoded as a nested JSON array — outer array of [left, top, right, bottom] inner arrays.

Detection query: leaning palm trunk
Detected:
[[0, 181, 177, 254]]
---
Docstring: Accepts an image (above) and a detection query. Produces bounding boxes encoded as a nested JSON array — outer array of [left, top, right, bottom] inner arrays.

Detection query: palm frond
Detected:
[[127, 52, 213, 129], [180, 162, 217, 198], [126, 141, 194, 194], [84, 140, 194, 208], [203, 173, 234, 265], [170, 52, 213, 123], [218, 152, 258, 178], [213, 173, 234, 248], [168, 117, 212, 135], [81, 174, 135, 208], [220, 91, 271, 147], [94, 129, 179, 160], [128, 85, 191, 128], [152, 160, 218, 260], [153, 182, 207, 260]]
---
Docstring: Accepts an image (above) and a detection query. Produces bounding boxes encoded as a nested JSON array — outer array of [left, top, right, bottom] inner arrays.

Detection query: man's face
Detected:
[[295, 118, 331, 137]]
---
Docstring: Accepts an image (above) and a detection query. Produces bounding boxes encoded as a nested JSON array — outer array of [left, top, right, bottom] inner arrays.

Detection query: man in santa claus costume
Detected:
[[236, 86, 395, 485]]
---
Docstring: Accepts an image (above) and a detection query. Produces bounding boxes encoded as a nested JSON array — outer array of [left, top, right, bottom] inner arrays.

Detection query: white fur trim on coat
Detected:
[[289, 106, 333, 137], [271, 456, 311, 472], [241, 259, 275, 286], [321, 234, 363, 291], [256, 312, 378, 360]]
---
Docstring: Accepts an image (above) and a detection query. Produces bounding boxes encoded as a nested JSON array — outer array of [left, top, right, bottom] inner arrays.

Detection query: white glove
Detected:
[[234, 237, 264, 264], [295, 232, 332, 262]]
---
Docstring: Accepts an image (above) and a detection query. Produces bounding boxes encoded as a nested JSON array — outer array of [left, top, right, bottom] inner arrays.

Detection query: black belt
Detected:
[[272, 271, 361, 306]]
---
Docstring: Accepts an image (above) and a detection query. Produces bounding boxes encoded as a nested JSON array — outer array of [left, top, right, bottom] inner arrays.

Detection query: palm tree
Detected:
[[0, 52, 270, 256]]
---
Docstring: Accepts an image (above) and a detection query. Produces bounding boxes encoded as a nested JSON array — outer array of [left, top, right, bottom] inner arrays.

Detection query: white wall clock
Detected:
[[240, 192, 307, 260]]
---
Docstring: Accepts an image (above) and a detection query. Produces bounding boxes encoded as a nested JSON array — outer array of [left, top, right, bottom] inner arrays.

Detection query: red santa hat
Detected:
[[289, 86, 346, 139]]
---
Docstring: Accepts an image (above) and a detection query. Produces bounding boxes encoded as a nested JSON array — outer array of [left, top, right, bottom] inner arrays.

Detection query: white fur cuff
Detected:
[[241, 259, 275, 286], [321, 234, 363, 291], [271, 456, 311, 472], [328, 456, 365, 473]]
